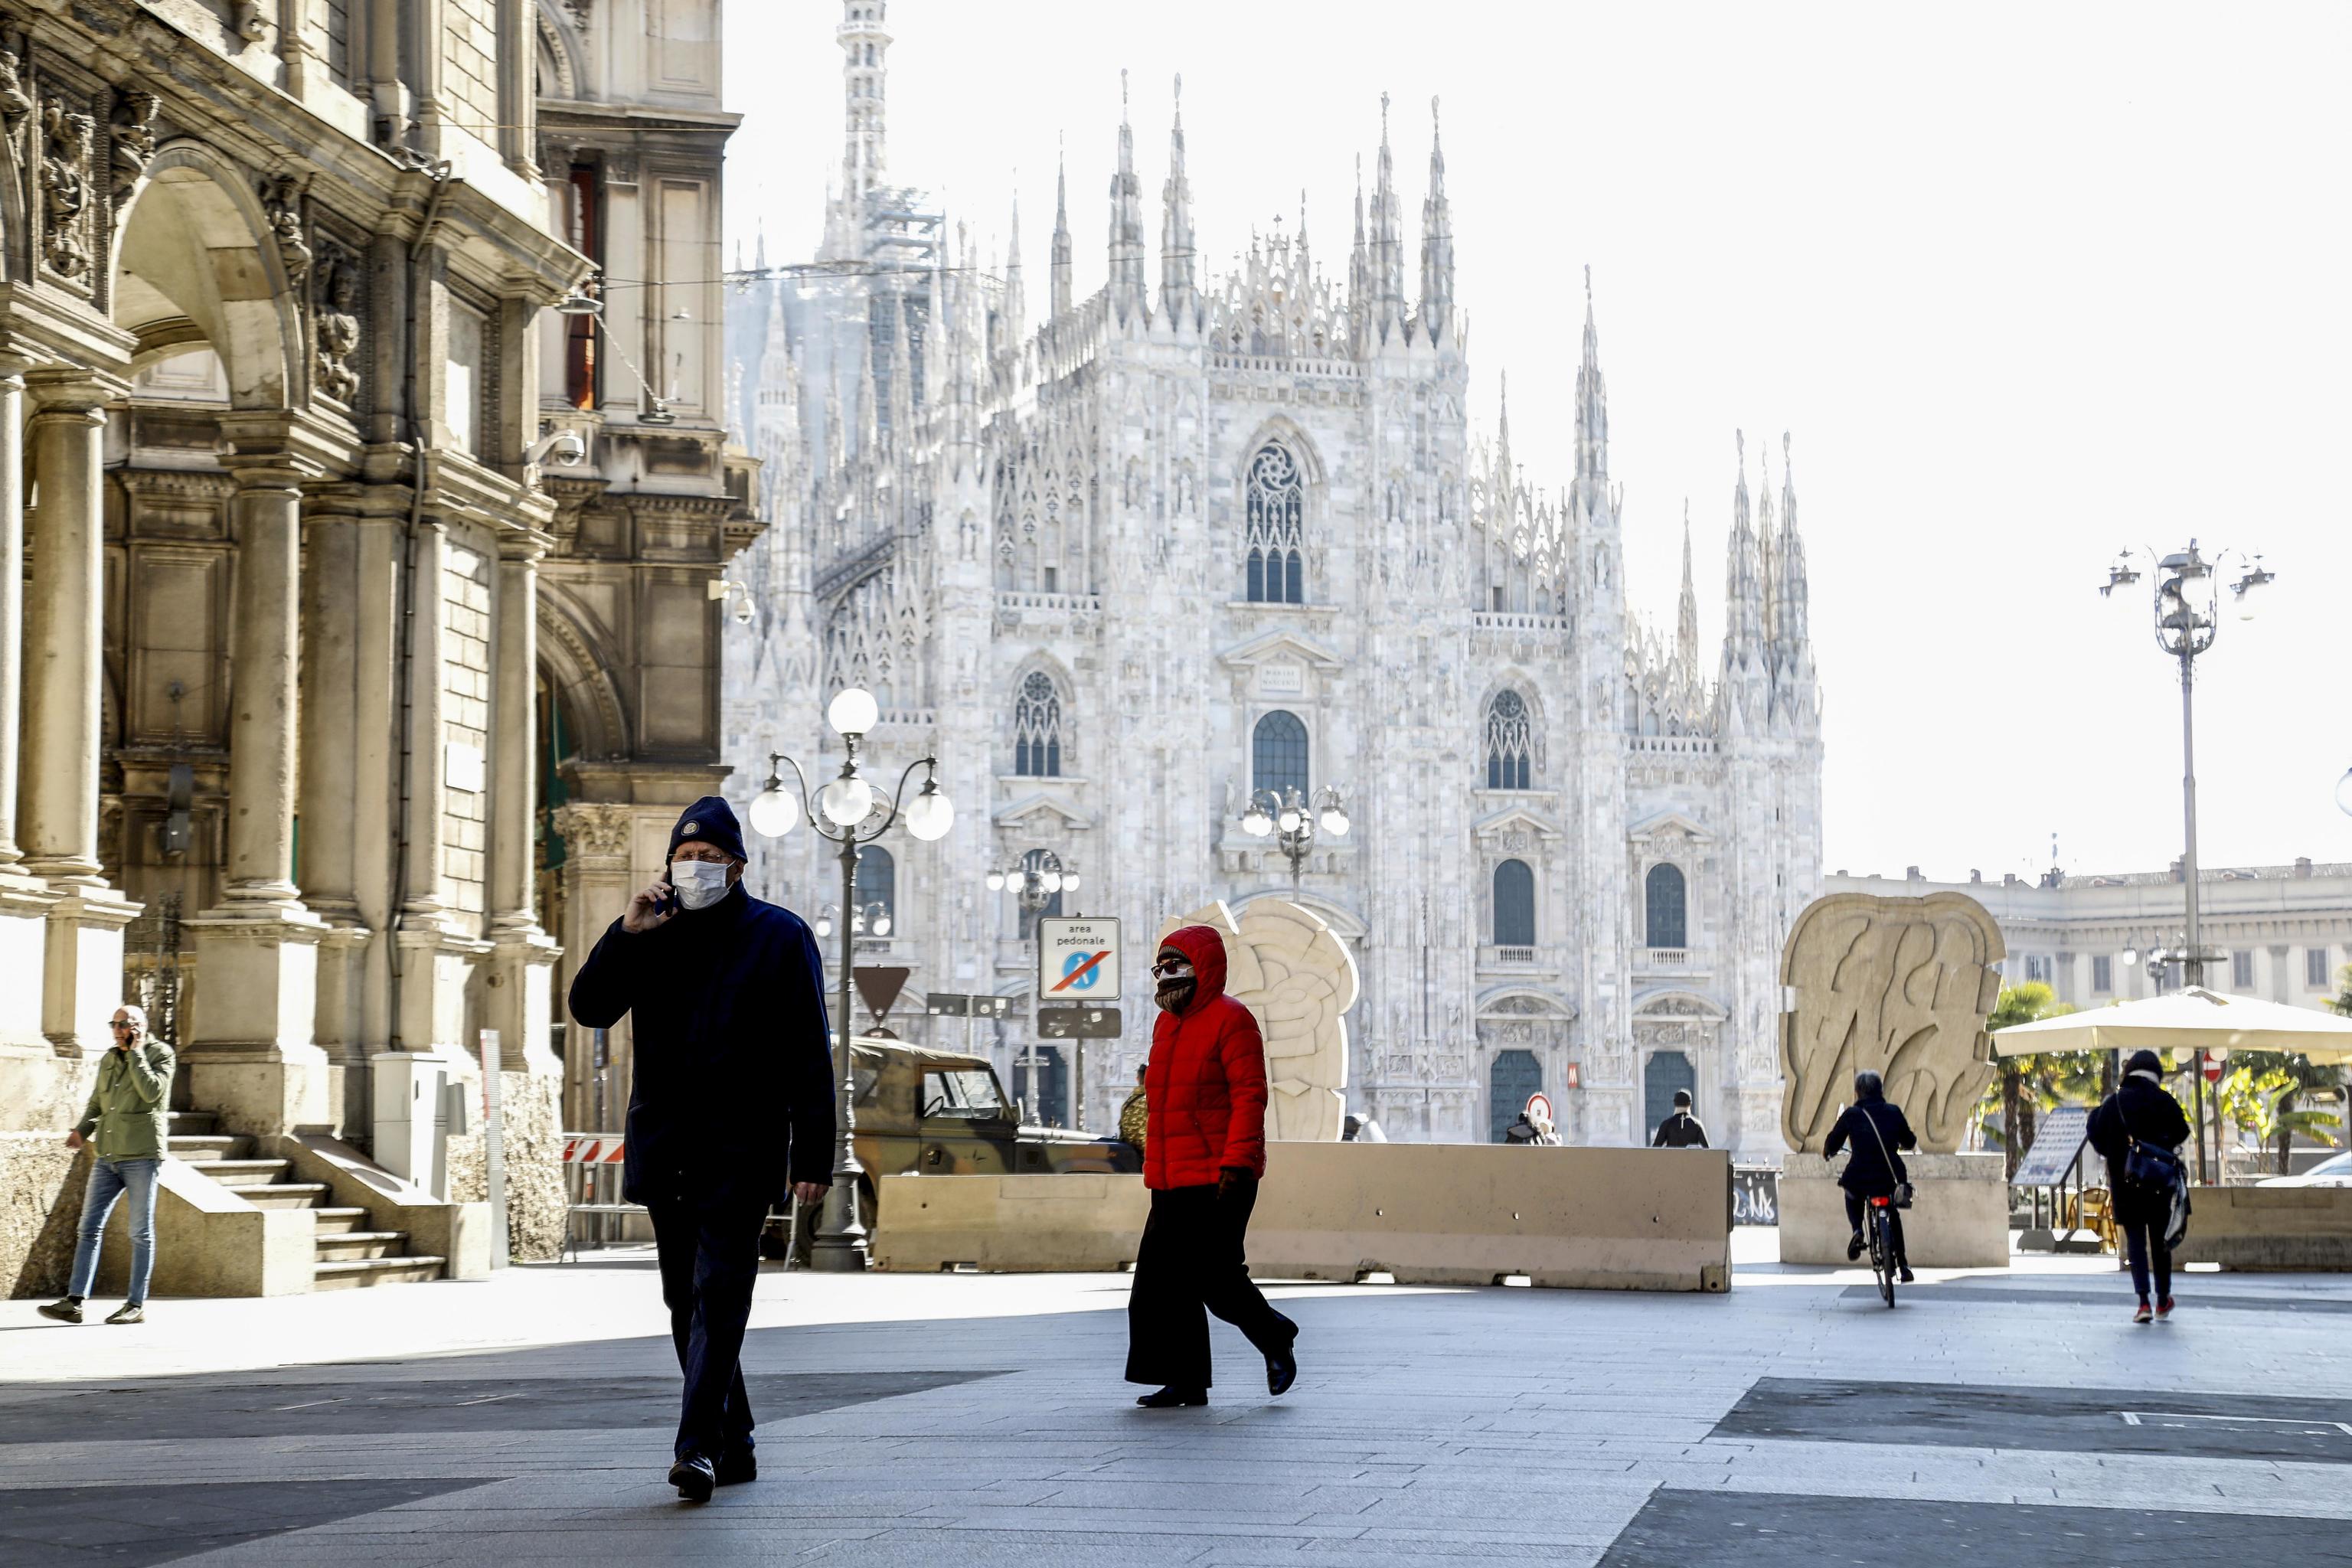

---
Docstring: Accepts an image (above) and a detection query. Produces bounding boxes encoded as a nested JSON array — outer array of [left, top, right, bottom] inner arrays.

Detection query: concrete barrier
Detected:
[[1778, 1152, 2009, 1268], [874, 1171, 1148, 1272], [2174, 1186, 2352, 1271], [876, 1142, 1731, 1293]]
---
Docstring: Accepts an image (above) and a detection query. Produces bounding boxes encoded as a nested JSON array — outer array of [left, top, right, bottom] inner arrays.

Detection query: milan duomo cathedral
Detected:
[[721, 2, 1823, 1152]]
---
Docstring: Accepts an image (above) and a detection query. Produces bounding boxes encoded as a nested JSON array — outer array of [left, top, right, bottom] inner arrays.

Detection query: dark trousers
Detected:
[[1844, 1191, 1908, 1266], [648, 1187, 768, 1462], [2122, 1220, 2173, 1303], [1125, 1180, 1293, 1390]]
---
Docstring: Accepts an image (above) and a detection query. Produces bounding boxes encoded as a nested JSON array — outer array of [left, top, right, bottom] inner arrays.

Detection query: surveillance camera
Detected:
[[526, 429, 587, 467]]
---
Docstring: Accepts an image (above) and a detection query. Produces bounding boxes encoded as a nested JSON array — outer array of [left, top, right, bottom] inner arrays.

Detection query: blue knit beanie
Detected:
[[667, 795, 746, 864]]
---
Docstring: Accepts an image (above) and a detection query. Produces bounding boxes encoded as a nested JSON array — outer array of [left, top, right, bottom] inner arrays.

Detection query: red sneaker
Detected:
[[2155, 1297, 2174, 1320], [2132, 1302, 2153, 1324]]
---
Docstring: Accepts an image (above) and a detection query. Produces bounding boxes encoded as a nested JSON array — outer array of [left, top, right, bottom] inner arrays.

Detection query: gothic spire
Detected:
[[1370, 92, 1406, 339], [1776, 430, 1811, 647], [1419, 96, 1453, 346], [1160, 72, 1197, 328], [1724, 430, 1766, 659], [828, 0, 892, 261], [1677, 504, 1699, 673], [1108, 69, 1150, 325], [1000, 186, 1024, 351], [1050, 136, 1073, 319], [1573, 267, 1609, 488], [1348, 153, 1369, 354]]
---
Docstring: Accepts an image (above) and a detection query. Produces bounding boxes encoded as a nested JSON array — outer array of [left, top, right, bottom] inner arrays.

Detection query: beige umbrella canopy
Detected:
[[1991, 987, 2352, 1063]]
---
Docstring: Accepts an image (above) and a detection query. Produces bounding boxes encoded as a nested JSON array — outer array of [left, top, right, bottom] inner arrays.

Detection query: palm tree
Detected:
[[1979, 982, 2083, 1181]]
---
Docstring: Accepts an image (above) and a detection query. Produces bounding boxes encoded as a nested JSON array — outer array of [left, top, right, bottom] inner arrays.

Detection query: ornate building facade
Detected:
[[0, 0, 746, 1295], [723, 2, 1824, 1151]]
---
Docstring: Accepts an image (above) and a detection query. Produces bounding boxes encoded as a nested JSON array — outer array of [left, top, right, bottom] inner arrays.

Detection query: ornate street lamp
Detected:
[[2103, 540, 2274, 1184], [980, 850, 1079, 1122], [1238, 784, 1351, 898], [747, 687, 953, 1270]]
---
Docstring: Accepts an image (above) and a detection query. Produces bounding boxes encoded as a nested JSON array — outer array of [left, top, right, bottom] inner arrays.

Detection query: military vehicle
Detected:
[[767, 1036, 1138, 1257]]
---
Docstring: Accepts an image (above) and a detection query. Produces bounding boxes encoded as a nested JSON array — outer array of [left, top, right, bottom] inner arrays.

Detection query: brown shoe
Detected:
[[104, 1304, 144, 1325]]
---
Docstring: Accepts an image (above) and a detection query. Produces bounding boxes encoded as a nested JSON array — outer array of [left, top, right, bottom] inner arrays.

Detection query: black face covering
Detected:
[[1154, 978, 1196, 1014]]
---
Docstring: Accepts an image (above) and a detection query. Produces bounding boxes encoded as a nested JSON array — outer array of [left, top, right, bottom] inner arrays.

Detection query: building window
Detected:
[[2024, 955, 2051, 985], [1016, 1044, 1069, 1129], [855, 844, 895, 933], [1493, 859, 1536, 948], [1252, 710, 1308, 800], [1485, 689, 1533, 790], [2310, 948, 2334, 989], [1243, 443, 1305, 604], [1014, 671, 1062, 777], [2232, 949, 2254, 990], [2092, 955, 2112, 993], [1489, 1049, 1542, 1143], [1644, 863, 1687, 950]]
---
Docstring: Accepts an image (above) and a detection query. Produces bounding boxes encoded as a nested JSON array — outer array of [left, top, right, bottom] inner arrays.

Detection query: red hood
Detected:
[[1158, 924, 1229, 1017]]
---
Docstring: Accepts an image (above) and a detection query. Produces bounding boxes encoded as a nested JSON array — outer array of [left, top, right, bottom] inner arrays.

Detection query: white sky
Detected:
[[722, 1, 2352, 883]]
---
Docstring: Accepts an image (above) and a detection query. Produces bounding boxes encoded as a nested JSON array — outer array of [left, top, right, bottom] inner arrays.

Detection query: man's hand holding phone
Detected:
[[622, 877, 677, 934]]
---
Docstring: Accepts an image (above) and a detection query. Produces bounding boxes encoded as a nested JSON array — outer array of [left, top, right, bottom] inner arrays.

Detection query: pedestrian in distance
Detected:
[[1504, 1101, 1559, 1145], [1125, 926, 1299, 1410], [2088, 1049, 2192, 1325], [1824, 1069, 1918, 1283], [1651, 1088, 1710, 1148], [567, 796, 836, 1504], [41, 1005, 172, 1326], [1118, 1062, 1148, 1152]]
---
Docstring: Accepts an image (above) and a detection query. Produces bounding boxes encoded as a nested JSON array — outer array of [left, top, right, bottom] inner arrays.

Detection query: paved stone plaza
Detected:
[[5, 1236, 2351, 1566]]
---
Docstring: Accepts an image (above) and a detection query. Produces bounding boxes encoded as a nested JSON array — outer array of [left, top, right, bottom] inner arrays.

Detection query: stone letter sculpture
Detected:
[[1159, 899, 1357, 1142], [1779, 890, 2004, 1155]]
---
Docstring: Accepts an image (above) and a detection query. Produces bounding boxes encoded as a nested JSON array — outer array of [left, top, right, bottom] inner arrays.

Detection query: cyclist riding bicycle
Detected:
[[1821, 1069, 1919, 1284]]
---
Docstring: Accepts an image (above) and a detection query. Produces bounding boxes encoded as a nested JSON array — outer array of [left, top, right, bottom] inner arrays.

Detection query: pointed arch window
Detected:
[[1493, 858, 1536, 948], [1014, 671, 1063, 777], [1252, 710, 1308, 800], [1243, 443, 1305, 604], [1016, 847, 1063, 941], [856, 844, 896, 931], [1485, 690, 1533, 789], [1645, 862, 1687, 950]]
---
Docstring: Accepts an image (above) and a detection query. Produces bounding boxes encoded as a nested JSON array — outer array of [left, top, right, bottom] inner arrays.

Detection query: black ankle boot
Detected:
[[1135, 1386, 1207, 1409]]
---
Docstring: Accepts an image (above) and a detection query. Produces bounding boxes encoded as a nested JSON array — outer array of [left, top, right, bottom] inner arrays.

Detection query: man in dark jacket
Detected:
[[1651, 1089, 1710, 1148], [567, 796, 835, 1502], [2088, 1050, 2191, 1322], [1822, 1070, 1918, 1281], [1125, 926, 1298, 1409]]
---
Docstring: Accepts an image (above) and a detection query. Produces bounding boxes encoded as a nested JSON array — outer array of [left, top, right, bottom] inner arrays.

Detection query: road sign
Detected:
[[1038, 916, 1121, 1001], [1524, 1092, 1554, 1125], [854, 965, 910, 1028], [1037, 1005, 1122, 1040], [924, 991, 1014, 1020], [2203, 1054, 2224, 1083], [2010, 1104, 2093, 1187]]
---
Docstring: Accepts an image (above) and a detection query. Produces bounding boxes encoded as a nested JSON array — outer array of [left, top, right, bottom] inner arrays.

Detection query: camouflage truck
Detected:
[[770, 1036, 1138, 1257]]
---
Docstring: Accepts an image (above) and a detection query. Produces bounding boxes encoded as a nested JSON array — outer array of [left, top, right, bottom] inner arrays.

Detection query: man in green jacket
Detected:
[[41, 1005, 172, 1325]]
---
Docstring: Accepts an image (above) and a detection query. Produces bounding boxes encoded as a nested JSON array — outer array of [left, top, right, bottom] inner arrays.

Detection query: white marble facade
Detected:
[[721, 3, 1824, 1152]]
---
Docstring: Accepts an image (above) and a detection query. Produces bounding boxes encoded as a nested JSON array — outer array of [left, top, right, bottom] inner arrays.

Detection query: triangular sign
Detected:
[[854, 965, 911, 1027]]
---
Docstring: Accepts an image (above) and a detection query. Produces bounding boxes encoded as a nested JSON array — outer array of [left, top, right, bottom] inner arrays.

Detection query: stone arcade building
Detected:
[[0, 0, 744, 1294], [723, 4, 1825, 1152]]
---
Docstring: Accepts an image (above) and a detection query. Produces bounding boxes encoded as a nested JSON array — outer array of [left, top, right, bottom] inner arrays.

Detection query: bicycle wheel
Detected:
[[1873, 1210, 1896, 1308]]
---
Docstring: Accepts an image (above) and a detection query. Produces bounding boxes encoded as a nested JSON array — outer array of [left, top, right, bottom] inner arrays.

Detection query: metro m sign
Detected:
[[1037, 916, 1121, 1002]]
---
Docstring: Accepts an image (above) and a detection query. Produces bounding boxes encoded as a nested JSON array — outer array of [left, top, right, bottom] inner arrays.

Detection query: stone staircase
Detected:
[[167, 1111, 446, 1289]]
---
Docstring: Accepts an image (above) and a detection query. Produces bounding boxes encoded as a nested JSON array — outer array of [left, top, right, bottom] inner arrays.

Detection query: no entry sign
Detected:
[[1038, 916, 1121, 1001]]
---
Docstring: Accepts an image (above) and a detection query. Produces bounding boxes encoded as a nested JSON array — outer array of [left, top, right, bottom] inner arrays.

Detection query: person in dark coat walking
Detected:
[[1651, 1089, 1710, 1148], [1125, 925, 1299, 1409], [567, 796, 835, 1502], [1823, 1070, 1918, 1281], [2088, 1049, 2192, 1324]]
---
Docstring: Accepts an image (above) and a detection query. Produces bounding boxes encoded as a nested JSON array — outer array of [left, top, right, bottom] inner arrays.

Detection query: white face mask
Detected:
[[671, 859, 731, 911]]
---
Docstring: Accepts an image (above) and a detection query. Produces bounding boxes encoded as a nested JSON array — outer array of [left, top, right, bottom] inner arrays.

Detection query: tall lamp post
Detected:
[[1238, 785, 1351, 898], [747, 688, 954, 1270], [2103, 539, 2275, 1184], [2123, 933, 2223, 1183], [982, 851, 1079, 1124]]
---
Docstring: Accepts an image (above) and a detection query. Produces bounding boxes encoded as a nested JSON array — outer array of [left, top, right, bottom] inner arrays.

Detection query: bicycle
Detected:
[[1864, 1193, 1898, 1308]]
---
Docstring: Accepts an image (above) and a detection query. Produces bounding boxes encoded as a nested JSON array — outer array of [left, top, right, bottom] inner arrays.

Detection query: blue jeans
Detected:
[[68, 1156, 160, 1305]]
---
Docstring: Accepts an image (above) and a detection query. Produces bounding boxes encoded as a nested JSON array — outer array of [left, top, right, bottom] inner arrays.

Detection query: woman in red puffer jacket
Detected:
[[1124, 924, 1298, 1408]]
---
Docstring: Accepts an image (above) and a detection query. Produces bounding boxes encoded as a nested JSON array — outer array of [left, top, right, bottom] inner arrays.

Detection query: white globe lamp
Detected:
[[826, 687, 880, 737]]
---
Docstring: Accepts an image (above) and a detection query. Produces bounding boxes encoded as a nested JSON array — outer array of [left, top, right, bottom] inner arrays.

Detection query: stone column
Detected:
[[21, 371, 138, 1060], [0, 354, 65, 1126], [299, 495, 374, 1126], [551, 802, 635, 1131], [485, 531, 559, 1075], [184, 452, 331, 1136]]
